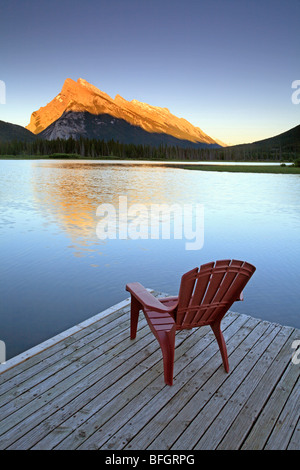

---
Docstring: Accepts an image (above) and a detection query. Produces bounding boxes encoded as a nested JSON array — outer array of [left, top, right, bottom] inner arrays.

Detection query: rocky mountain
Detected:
[[26, 78, 222, 147], [38, 111, 219, 148], [0, 120, 36, 142]]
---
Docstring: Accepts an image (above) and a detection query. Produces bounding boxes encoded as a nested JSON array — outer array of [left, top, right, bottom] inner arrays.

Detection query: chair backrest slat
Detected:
[[176, 267, 198, 325], [201, 259, 231, 304], [207, 263, 256, 323], [176, 259, 256, 328], [192, 259, 234, 324], [198, 259, 246, 323], [182, 261, 224, 325], [190, 261, 215, 306], [178, 262, 213, 325]]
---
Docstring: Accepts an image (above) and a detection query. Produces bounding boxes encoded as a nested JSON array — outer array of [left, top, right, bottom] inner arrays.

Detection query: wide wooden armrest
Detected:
[[126, 282, 171, 313]]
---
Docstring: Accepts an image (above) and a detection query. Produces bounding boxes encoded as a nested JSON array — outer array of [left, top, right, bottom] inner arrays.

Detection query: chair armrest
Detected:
[[126, 282, 172, 313]]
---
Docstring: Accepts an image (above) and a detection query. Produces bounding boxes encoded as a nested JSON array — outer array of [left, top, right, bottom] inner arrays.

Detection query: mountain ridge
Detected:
[[226, 123, 300, 153], [38, 111, 219, 148], [0, 118, 299, 162], [0, 120, 37, 142], [26, 78, 222, 146]]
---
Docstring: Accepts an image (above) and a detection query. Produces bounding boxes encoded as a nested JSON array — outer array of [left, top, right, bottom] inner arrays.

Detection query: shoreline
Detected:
[[169, 163, 300, 174], [0, 155, 299, 173]]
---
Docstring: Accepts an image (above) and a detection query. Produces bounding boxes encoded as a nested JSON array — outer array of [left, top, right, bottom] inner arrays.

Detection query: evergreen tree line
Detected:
[[0, 136, 299, 161]]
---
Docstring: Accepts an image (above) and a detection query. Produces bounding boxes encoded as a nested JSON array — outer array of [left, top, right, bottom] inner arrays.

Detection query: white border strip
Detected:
[[0, 295, 134, 374]]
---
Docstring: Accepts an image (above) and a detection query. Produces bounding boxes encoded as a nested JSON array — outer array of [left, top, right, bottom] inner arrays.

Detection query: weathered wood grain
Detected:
[[0, 294, 299, 451]]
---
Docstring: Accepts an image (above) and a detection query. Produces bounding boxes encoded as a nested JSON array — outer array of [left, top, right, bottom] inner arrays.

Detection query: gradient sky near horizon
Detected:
[[1, 0, 299, 145]]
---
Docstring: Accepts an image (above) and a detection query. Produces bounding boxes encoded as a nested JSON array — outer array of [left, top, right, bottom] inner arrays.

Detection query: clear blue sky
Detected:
[[1, 0, 299, 144]]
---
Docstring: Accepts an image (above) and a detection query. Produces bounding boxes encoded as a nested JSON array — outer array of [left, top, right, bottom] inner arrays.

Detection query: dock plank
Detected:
[[193, 325, 293, 450], [119, 313, 252, 451], [0, 293, 299, 451], [218, 328, 298, 449], [167, 320, 275, 450], [265, 374, 300, 450]]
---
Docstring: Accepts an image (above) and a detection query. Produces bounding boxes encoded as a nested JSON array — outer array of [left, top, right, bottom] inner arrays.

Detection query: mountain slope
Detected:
[[0, 120, 36, 142], [39, 111, 218, 148], [26, 78, 221, 146], [249, 124, 300, 149], [228, 124, 300, 152]]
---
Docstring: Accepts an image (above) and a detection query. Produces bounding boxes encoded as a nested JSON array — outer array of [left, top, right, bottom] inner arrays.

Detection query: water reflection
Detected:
[[0, 159, 299, 359], [31, 162, 197, 254]]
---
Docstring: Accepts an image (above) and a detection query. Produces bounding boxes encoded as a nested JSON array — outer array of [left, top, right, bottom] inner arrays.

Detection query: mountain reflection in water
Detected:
[[0, 159, 299, 359]]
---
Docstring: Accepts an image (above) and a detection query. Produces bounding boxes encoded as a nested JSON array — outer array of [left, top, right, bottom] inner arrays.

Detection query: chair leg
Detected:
[[157, 326, 176, 385], [130, 295, 142, 339], [210, 321, 229, 373]]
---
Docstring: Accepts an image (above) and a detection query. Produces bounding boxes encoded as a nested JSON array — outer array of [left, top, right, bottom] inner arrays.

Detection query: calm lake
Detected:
[[1, 159, 300, 360]]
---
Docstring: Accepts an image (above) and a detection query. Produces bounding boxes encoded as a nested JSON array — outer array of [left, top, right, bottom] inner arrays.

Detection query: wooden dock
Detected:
[[0, 291, 299, 450]]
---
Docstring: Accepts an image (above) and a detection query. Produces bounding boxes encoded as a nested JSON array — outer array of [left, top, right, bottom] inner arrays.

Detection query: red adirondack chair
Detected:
[[126, 259, 256, 385]]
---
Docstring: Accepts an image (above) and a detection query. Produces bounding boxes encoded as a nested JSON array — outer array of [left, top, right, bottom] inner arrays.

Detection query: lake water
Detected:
[[1, 159, 300, 360]]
